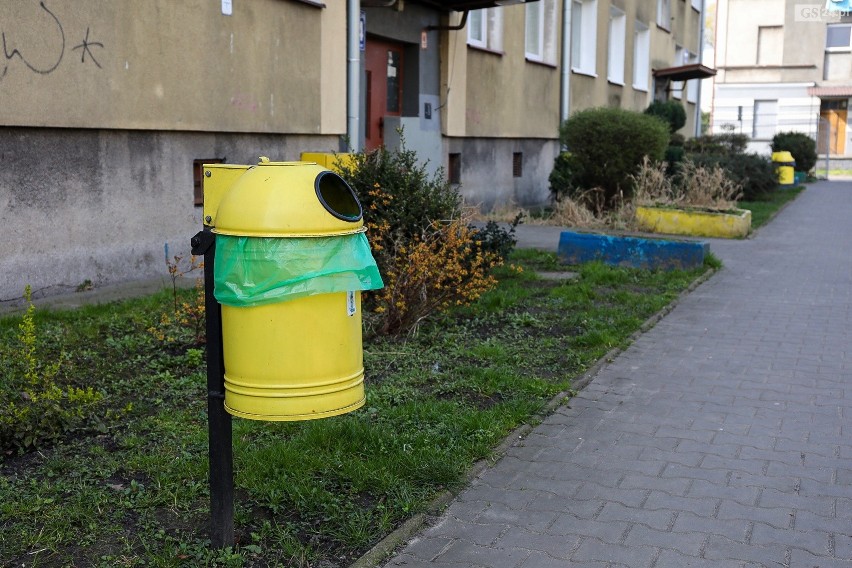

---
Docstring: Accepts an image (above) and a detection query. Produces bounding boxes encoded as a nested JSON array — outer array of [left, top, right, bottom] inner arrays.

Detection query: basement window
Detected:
[[513, 153, 523, 177]]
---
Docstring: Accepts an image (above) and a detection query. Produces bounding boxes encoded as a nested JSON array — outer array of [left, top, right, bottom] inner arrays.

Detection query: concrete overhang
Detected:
[[653, 64, 717, 81], [415, 0, 538, 10]]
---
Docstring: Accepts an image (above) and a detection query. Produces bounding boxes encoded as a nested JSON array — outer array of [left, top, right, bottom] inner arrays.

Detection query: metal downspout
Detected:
[[560, 0, 572, 133], [347, 0, 361, 152], [695, 0, 706, 137]]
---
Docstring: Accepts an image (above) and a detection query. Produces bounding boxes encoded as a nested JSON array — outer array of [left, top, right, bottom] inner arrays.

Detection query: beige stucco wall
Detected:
[[441, 4, 561, 139], [0, 0, 345, 135], [570, 0, 701, 115], [0, 128, 337, 302]]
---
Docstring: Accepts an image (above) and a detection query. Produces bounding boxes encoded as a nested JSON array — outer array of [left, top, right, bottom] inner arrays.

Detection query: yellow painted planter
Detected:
[[635, 206, 751, 239]]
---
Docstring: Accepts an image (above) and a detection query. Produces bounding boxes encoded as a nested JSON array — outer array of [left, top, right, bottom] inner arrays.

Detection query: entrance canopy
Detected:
[[653, 64, 717, 81], [416, 0, 538, 10]]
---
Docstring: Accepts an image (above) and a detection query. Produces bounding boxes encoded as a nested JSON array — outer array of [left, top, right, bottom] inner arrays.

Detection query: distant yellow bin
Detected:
[[771, 151, 796, 187], [202, 158, 382, 421]]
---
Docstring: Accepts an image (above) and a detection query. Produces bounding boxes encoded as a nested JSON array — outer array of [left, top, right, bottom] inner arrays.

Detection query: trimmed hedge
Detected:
[[555, 107, 670, 209], [645, 101, 687, 134], [771, 131, 818, 173]]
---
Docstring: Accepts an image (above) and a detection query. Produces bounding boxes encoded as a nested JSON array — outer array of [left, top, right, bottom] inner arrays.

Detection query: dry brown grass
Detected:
[[473, 194, 638, 231], [632, 157, 742, 212]]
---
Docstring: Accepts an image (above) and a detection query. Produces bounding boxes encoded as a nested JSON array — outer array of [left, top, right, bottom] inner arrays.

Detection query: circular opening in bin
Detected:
[[315, 171, 363, 222]]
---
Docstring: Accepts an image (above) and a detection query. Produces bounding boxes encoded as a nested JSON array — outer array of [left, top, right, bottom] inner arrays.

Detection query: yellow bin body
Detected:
[[204, 158, 370, 421], [772, 151, 795, 186], [221, 292, 365, 421]]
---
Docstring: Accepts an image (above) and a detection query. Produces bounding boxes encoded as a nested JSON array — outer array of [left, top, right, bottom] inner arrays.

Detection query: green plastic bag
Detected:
[[214, 232, 384, 307]]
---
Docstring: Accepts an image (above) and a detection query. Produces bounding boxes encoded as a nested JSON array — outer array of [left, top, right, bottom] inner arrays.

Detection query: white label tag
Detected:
[[347, 291, 356, 317], [222, 0, 232, 15]]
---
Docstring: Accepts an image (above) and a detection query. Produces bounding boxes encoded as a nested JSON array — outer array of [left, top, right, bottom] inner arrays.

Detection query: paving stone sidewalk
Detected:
[[383, 180, 852, 567]]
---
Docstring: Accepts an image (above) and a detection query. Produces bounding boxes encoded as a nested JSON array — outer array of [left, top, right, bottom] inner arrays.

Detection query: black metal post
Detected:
[[191, 230, 234, 548]]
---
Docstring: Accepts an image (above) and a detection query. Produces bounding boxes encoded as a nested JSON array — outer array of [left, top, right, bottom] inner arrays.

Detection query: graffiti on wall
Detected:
[[1, 1, 104, 81]]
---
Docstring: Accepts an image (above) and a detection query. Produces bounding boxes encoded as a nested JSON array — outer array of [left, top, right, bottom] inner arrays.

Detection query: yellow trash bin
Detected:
[[202, 158, 383, 421], [771, 151, 796, 187]]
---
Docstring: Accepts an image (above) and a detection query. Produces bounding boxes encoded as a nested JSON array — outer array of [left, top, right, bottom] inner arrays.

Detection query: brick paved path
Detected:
[[383, 181, 852, 567]]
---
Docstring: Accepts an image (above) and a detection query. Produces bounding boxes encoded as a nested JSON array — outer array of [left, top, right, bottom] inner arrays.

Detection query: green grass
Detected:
[[0, 254, 711, 567], [739, 186, 805, 230]]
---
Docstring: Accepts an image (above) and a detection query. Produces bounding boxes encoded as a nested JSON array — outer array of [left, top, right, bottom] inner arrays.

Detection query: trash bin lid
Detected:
[[213, 158, 364, 237], [771, 151, 795, 163]]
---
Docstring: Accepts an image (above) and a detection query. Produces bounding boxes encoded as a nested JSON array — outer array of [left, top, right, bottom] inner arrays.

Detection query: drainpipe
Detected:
[[347, 0, 361, 152], [694, 0, 706, 137], [560, 0, 573, 130]]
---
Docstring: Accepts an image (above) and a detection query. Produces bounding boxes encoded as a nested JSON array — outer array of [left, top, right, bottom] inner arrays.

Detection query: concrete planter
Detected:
[[635, 206, 751, 239], [557, 231, 708, 271]]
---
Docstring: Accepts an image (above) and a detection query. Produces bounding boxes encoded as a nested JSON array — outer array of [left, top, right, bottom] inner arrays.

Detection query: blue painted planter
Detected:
[[557, 231, 708, 270]]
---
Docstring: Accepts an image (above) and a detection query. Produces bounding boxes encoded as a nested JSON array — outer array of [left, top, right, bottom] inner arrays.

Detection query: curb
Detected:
[[349, 265, 718, 568]]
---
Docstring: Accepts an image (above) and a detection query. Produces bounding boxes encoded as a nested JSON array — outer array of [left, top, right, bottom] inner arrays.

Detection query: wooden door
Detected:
[[364, 37, 404, 151], [819, 110, 847, 155]]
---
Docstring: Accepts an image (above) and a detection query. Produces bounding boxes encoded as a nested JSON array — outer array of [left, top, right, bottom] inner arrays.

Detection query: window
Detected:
[[686, 52, 699, 104], [671, 45, 686, 100], [633, 21, 650, 91], [571, 0, 598, 75], [757, 26, 783, 65], [512, 153, 523, 178], [824, 24, 851, 80], [826, 24, 852, 51], [193, 158, 224, 206], [608, 7, 626, 84], [691, 0, 701, 10], [657, 0, 671, 30], [753, 100, 778, 139], [525, 0, 557, 64], [468, 8, 503, 52]]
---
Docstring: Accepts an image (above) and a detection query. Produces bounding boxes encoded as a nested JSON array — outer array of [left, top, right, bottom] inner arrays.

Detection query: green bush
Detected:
[[557, 107, 669, 210], [644, 101, 687, 134], [684, 132, 749, 156], [665, 145, 686, 166], [0, 287, 104, 453], [336, 138, 511, 334], [691, 153, 777, 201], [771, 131, 818, 173], [548, 152, 581, 201]]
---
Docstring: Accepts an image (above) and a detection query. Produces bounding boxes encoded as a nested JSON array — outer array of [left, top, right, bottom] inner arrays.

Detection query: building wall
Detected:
[[713, 83, 820, 154], [0, 127, 336, 301], [0, 0, 345, 134], [714, 0, 852, 155], [0, 0, 346, 302]]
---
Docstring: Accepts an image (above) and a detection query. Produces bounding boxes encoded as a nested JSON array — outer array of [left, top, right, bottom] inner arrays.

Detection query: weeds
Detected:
[[0, 253, 709, 567], [0, 286, 104, 453]]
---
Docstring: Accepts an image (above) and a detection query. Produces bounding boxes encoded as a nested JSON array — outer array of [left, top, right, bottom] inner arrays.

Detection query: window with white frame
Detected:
[[525, 0, 557, 64], [657, 0, 671, 30], [826, 23, 852, 51], [672, 45, 686, 99], [608, 7, 626, 84], [571, 0, 598, 75], [825, 23, 852, 80], [686, 52, 699, 103], [468, 8, 503, 52], [633, 22, 650, 91], [753, 100, 778, 139]]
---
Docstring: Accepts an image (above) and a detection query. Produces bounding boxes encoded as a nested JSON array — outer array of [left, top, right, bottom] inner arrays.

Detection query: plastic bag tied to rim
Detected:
[[213, 232, 383, 308]]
